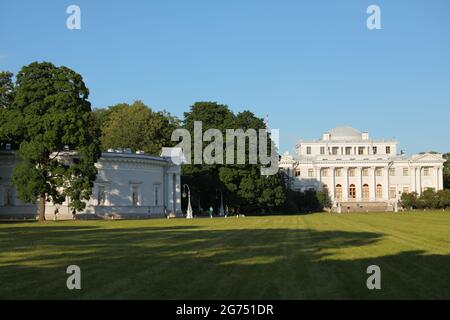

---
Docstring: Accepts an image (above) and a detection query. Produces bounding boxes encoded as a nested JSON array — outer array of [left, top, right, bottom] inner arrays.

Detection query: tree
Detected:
[[98, 101, 178, 155], [181, 102, 285, 214], [399, 192, 418, 210], [0, 71, 16, 144], [10, 62, 100, 221], [444, 153, 450, 190]]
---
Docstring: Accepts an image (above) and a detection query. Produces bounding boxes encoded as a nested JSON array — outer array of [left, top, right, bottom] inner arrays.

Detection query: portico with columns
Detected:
[[279, 127, 445, 211]]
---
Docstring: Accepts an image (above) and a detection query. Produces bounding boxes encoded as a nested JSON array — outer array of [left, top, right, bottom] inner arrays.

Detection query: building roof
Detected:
[[325, 126, 362, 141]]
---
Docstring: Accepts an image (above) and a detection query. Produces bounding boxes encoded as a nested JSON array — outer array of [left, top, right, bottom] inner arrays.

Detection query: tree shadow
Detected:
[[0, 223, 449, 299]]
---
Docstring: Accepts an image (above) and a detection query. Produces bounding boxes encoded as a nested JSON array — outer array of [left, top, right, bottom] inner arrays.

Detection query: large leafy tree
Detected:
[[0, 71, 16, 144], [181, 102, 285, 214], [98, 101, 178, 155], [10, 62, 100, 221]]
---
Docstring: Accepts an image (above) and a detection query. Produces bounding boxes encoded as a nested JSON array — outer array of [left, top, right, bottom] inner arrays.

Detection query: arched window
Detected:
[[335, 184, 342, 200], [362, 184, 370, 200], [376, 184, 383, 199], [322, 184, 329, 193], [349, 184, 356, 199]]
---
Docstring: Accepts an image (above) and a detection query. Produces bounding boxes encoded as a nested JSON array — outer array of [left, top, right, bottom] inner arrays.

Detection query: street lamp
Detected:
[[182, 184, 193, 219], [218, 190, 225, 217]]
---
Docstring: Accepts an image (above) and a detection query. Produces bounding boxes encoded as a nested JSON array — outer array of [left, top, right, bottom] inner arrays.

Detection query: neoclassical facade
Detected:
[[0, 148, 183, 219], [279, 126, 445, 211]]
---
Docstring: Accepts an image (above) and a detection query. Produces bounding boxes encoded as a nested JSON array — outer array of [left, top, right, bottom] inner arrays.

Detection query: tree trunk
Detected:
[[38, 193, 46, 222]]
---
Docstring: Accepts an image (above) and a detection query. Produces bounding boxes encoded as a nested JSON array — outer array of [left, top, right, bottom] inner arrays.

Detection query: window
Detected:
[[154, 185, 159, 206], [335, 184, 342, 200], [403, 186, 410, 194], [335, 168, 342, 177], [389, 168, 396, 176], [373, 146, 378, 154], [376, 184, 383, 199], [321, 168, 328, 177], [389, 187, 396, 199], [308, 169, 314, 177], [345, 147, 352, 155], [332, 147, 339, 155], [362, 168, 369, 176], [295, 169, 301, 177], [323, 184, 329, 192], [349, 168, 355, 177], [403, 168, 409, 176], [362, 184, 370, 200], [376, 168, 383, 176], [320, 147, 325, 155], [306, 147, 311, 155], [97, 185, 106, 206], [349, 184, 356, 199], [386, 146, 391, 154], [132, 185, 139, 206], [423, 168, 430, 176], [358, 147, 365, 155]]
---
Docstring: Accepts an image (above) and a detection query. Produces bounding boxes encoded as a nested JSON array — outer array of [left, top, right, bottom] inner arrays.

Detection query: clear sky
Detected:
[[1, 0, 449, 154]]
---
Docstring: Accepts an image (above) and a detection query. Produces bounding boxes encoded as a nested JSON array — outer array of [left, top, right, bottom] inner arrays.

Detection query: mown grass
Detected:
[[1, 211, 449, 299]]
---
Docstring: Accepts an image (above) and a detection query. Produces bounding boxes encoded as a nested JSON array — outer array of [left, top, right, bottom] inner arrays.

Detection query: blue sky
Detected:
[[1, 0, 449, 154]]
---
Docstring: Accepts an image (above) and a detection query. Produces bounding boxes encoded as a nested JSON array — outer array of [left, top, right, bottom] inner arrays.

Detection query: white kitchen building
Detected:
[[0, 148, 184, 220], [279, 126, 445, 211]]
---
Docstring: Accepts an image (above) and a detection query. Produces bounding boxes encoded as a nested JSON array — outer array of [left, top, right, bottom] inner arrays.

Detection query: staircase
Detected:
[[338, 201, 389, 213]]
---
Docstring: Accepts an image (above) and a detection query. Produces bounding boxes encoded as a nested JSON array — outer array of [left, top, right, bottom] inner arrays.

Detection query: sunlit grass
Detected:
[[1, 211, 449, 299]]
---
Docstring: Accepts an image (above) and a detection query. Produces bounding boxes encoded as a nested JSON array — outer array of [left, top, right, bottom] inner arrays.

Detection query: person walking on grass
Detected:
[[209, 206, 213, 219]]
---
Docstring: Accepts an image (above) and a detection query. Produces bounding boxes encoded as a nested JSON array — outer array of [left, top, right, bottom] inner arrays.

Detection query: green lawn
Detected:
[[1, 212, 450, 299]]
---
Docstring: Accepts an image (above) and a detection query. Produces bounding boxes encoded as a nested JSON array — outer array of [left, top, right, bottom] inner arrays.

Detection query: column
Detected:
[[356, 167, 363, 201], [167, 172, 174, 213], [436, 167, 441, 191], [384, 166, 389, 201], [315, 165, 322, 189], [410, 166, 416, 193], [330, 167, 335, 201], [418, 167, 422, 195], [342, 167, 349, 201], [175, 173, 182, 214], [369, 167, 376, 201], [439, 167, 444, 190]]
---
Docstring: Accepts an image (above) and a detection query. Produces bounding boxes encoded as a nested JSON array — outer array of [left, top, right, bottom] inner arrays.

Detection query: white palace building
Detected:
[[279, 126, 445, 212]]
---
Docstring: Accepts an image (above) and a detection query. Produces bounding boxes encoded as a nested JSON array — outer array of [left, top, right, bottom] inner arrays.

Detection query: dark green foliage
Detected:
[[444, 153, 450, 190], [181, 102, 285, 214], [400, 189, 450, 210], [95, 101, 179, 155], [7, 62, 100, 220]]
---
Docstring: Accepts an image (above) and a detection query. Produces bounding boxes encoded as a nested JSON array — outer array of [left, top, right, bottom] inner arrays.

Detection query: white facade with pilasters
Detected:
[[279, 127, 445, 211]]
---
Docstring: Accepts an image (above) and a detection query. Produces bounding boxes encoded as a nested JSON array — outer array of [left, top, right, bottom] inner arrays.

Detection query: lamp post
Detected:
[[218, 190, 224, 217], [182, 184, 193, 219]]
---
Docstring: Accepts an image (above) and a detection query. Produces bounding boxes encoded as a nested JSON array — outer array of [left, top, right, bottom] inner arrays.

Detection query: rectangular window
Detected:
[[423, 168, 430, 176], [132, 185, 139, 206], [386, 146, 391, 154], [306, 147, 311, 155], [358, 147, 365, 155], [403, 186, 410, 194], [332, 147, 339, 155], [308, 169, 314, 177], [320, 147, 325, 155], [345, 147, 352, 155], [97, 185, 106, 206], [335, 168, 342, 177], [403, 168, 409, 176], [154, 186, 159, 206], [389, 168, 396, 176], [373, 146, 377, 154], [389, 187, 396, 199], [349, 168, 355, 177], [362, 168, 369, 176], [321, 168, 328, 177], [376, 168, 383, 176], [295, 169, 301, 177]]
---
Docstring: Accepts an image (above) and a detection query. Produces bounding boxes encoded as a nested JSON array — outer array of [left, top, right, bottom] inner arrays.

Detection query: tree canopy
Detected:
[[6, 62, 100, 221], [96, 101, 178, 155]]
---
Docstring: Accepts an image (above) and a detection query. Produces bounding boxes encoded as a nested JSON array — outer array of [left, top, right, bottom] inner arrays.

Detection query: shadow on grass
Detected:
[[0, 223, 449, 299]]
